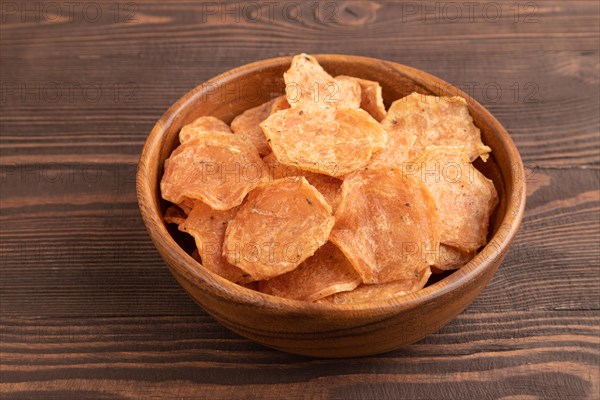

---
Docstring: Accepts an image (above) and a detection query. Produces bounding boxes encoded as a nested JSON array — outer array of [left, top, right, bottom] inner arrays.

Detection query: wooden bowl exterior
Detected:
[[136, 55, 526, 357]]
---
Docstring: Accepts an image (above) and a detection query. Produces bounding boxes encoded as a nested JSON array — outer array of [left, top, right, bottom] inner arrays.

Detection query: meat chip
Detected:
[[160, 132, 269, 210], [432, 244, 474, 272], [367, 121, 416, 170], [284, 54, 361, 109], [231, 98, 273, 156], [230, 96, 291, 156], [179, 201, 249, 283], [261, 107, 387, 177], [336, 76, 386, 121], [387, 93, 491, 161], [263, 153, 342, 209], [223, 177, 335, 281], [258, 242, 361, 301], [368, 93, 427, 169], [164, 204, 187, 225], [319, 267, 432, 305], [179, 116, 232, 144], [414, 146, 498, 252], [177, 197, 195, 215], [269, 95, 291, 114], [329, 169, 439, 284]]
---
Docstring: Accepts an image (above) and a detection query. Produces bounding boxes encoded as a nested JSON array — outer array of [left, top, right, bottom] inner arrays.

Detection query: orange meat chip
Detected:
[[261, 107, 387, 177], [179, 201, 249, 283], [367, 122, 415, 170], [160, 132, 269, 210], [263, 153, 342, 209], [269, 95, 291, 114], [387, 93, 491, 161], [284, 54, 361, 109], [330, 169, 439, 284], [432, 244, 474, 272], [223, 177, 335, 281], [164, 204, 187, 225], [179, 116, 231, 144], [336, 76, 386, 121], [231, 99, 275, 156], [414, 146, 498, 251], [177, 197, 195, 215], [319, 267, 432, 305], [258, 242, 361, 301], [230, 96, 291, 156]]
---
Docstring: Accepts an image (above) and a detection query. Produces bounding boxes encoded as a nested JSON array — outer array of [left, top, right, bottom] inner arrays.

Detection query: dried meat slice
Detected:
[[367, 94, 423, 169], [261, 107, 386, 177], [178, 197, 195, 215], [231, 99, 274, 156], [230, 95, 292, 156], [223, 177, 335, 280], [330, 169, 439, 284], [258, 242, 361, 301], [284, 54, 361, 109], [414, 146, 498, 252], [319, 267, 432, 304], [432, 244, 474, 272], [367, 124, 415, 170], [164, 204, 187, 225], [269, 95, 291, 114], [387, 93, 490, 161], [160, 132, 269, 210], [179, 201, 249, 283], [179, 116, 232, 144], [262, 153, 342, 209], [336, 75, 386, 121]]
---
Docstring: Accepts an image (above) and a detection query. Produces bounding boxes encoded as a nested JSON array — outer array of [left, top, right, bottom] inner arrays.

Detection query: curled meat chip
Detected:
[[284, 54, 361, 109], [160, 132, 269, 210], [319, 267, 432, 305], [263, 153, 342, 209], [164, 204, 187, 226], [261, 107, 386, 177], [177, 197, 195, 215], [330, 169, 439, 284], [179, 201, 249, 283], [258, 242, 361, 301], [387, 93, 490, 161], [432, 244, 474, 272], [413, 146, 498, 251], [336, 76, 386, 121], [223, 177, 335, 281], [179, 116, 231, 144]]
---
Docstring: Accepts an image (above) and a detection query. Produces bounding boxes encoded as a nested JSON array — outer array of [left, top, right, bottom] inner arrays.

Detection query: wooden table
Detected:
[[1, 1, 599, 398]]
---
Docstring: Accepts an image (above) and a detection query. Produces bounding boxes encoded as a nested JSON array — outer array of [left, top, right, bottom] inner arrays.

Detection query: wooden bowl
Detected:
[[136, 55, 526, 358]]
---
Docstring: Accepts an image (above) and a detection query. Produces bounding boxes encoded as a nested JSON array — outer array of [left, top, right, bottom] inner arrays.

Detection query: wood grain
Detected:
[[1, 312, 598, 399], [1, 1, 598, 167], [1, 0, 598, 397]]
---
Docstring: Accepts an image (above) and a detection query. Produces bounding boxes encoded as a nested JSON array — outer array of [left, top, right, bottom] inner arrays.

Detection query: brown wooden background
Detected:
[[1, 1, 599, 399]]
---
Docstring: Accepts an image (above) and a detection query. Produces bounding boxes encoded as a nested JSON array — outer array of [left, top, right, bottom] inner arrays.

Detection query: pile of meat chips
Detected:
[[161, 54, 498, 304]]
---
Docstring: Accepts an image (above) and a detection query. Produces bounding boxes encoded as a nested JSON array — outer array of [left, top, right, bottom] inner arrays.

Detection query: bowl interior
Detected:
[[138, 55, 525, 314]]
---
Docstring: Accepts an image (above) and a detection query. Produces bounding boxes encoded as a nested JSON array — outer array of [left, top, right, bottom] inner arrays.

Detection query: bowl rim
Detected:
[[136, 54, 526, 317]]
